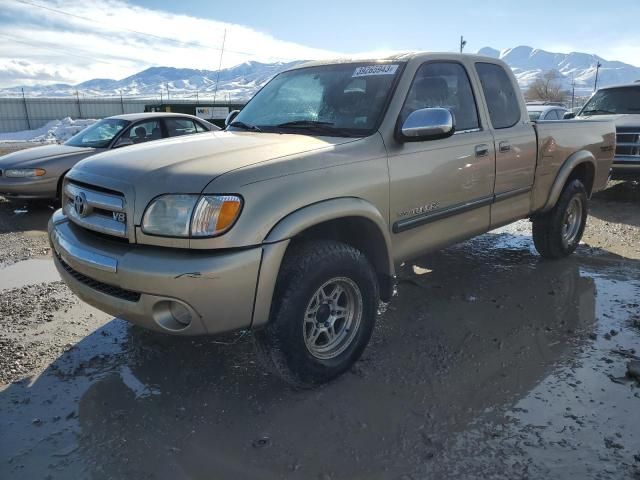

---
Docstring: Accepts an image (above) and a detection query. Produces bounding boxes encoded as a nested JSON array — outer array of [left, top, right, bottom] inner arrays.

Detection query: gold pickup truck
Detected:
[[48, 53, 615, 387]]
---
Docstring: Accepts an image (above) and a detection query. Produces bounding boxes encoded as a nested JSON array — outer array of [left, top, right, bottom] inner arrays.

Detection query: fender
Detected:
[[541, 150, 596, 212], [251, 197, 395, 329]]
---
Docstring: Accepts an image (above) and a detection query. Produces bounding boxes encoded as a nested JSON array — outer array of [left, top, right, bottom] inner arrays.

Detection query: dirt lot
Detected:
[[0, 182, 639, 479]]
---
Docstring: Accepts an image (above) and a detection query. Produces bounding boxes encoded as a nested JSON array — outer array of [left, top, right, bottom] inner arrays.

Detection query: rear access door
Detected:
[[473, 62, 537, 228]]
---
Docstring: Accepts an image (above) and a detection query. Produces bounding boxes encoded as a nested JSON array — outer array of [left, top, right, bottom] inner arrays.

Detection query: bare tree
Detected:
[[526, 70, 568, 103]]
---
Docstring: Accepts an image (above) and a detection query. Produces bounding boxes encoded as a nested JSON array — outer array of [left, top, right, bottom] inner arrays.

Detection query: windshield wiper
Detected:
[[581, 109, 616, 115], [275, 120, 346, 136], [277, 120, 335, 127], [229, 121, 262, 132]]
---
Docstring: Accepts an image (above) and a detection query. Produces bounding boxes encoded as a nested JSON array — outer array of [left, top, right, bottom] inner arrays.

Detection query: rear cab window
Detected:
[[475, 63, 521, 129]]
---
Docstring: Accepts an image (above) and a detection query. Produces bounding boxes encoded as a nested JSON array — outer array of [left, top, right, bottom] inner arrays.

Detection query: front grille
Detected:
[[615, 126, 640, 160], [63, 181, 129, 240], [56, 252, 141, 303]]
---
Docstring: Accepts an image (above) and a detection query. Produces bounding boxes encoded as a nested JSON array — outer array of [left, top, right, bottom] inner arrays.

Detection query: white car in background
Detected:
[[526, 104, 568, 122]]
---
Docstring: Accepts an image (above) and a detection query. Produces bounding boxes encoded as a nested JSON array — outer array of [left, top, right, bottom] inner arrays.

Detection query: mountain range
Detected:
[[2, 46, 639, 99]]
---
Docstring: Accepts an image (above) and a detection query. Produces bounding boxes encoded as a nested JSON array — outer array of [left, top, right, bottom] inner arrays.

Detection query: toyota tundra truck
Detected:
[[48, 53, 615, 387]]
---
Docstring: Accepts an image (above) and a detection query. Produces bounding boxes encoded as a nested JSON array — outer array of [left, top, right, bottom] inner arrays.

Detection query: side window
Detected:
[[165, 118, 198, 137], [194, 121, 208, 133], [125, 120, 162, 144], [545, 110, 559, 120], [401, 62, 479, 132], [475, 62, 521, 129]]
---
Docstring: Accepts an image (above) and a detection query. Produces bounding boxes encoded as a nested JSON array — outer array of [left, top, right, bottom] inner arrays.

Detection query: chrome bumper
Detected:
[[48, 210, 264, 335]]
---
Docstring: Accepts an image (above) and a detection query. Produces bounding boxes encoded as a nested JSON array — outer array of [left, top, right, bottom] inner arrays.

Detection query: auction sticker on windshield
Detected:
[[352, 65, 399, 77]]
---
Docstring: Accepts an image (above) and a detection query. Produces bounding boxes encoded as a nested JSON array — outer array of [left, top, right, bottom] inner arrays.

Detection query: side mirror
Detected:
[[397, 108, 455, 142], [225, 110, 240, 127], [563, 112, 576, 120], [113, 137, 134, 148]]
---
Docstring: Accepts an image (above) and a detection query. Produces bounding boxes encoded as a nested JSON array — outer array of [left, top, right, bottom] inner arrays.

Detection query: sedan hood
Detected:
[[70, 131, 357, 222], [0, 144, 94, 168]]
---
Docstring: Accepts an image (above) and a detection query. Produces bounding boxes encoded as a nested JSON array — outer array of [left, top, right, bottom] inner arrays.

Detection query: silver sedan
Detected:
[[0, 113, 218, 201]]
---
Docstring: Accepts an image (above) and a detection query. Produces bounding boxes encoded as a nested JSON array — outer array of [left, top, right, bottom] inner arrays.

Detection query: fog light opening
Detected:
[[152, 300, 193, 331], [170, 301, 192, 326]]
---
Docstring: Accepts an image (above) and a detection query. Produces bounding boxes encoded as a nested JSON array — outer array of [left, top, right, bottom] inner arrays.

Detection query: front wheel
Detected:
[[532, 179, 588, 259], [254, 240, 379, 388]]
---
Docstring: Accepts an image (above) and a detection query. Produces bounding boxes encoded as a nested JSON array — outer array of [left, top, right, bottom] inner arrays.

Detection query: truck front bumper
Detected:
[[611, 156, 640, 179], [48, 210, 265, 335]]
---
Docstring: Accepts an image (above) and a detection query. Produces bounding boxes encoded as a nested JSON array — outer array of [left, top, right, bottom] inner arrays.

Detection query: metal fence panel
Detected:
[[0, 97, 150, 133]]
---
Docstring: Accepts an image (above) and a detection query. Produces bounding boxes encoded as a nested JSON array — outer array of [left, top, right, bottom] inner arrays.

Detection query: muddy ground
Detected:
[[0, 182, 639, 479]]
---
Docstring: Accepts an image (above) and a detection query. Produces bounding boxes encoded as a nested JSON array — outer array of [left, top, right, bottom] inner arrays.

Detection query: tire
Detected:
[[254, 240, 379, 388], [532, 179, 588, 259], [54, 173, 67, 208]]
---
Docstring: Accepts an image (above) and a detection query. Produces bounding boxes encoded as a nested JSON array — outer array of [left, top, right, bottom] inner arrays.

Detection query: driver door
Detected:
[[387, 61, 496, 261]]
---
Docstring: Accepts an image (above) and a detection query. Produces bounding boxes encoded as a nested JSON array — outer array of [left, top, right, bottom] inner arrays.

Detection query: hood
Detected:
[[73, 130, 355, 191], [0, 144, 94, 168], [576, 113, 640, 127], [70, 130, 358, 222]]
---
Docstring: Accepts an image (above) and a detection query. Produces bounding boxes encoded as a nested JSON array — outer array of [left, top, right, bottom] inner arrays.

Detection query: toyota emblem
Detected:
[[74, 192, 87, 217]]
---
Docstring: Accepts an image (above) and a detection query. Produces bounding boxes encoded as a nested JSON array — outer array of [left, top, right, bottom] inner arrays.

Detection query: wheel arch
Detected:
[[541, 150, 596, 212], [251, 198, 395, 329]]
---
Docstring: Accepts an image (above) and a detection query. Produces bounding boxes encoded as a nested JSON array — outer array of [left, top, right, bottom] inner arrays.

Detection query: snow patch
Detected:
[[0, 117, 96, 143]]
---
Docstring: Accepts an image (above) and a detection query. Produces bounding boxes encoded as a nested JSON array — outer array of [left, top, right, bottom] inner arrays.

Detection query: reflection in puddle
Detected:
[[119, 365, 161, 399], [0, 258, 59, 290]]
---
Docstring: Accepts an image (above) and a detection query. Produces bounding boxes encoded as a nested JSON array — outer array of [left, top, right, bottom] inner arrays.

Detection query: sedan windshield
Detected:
[[580, 86, 640, 115], [65, 118, 130, 148], [231, 62, 403, 137]]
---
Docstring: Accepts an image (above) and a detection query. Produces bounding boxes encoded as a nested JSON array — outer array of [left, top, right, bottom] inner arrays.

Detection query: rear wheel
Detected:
[[532, 179, 588, 259], [254, 240, 379, 388]]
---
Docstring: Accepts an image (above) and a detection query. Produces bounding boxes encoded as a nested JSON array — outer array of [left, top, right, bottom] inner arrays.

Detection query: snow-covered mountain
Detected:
[[0, 60, 305, 99], [2, 46, 639, 99], [478, 46, 640, 94]]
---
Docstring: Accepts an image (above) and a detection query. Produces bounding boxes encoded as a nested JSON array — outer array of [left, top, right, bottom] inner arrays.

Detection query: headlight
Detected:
[[4, 168, 46, 178], [141, 194, 242, 238]]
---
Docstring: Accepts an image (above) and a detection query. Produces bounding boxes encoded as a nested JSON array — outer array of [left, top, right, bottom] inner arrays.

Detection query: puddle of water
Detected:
[[0, 258, 59, 290]]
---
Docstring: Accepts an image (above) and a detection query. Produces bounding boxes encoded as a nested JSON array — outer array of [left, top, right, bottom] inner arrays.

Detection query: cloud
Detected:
[[0, 59, 76, 85], [0, 0, 343, 88]]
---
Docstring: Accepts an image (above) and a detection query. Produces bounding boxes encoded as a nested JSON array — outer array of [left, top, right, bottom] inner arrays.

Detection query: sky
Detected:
[[1, 0, 639, 88]]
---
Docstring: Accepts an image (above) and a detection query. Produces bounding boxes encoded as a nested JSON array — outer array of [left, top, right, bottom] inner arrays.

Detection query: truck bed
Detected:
[[531, 119, 616, 211]]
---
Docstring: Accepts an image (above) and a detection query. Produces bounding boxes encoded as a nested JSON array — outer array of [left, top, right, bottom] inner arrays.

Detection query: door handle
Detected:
[[499, 141, 511, 152], [475, 144, 489, 157]]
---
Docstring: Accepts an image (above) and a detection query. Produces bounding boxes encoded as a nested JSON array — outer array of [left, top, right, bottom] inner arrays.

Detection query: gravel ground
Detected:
[[0, 181, 638, 479]]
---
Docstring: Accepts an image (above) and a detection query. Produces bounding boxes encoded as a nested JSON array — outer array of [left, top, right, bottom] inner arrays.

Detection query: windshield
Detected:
[[231, 62, 403, 137], [528, 111, 542, 121], [64, 118, 130, 148], [580, 86, 640, 115]]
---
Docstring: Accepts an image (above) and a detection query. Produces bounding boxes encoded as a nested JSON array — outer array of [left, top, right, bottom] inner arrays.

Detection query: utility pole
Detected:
[[594, 61, 602, 92], [75, 90, 82, 118], [213, 28, 227, 105], [459, 36, 467, 53], [571, 73, 576, 110], [166, 82, 170, 102], [21, 88, 31, 130], [120, 93, 125, 114]]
